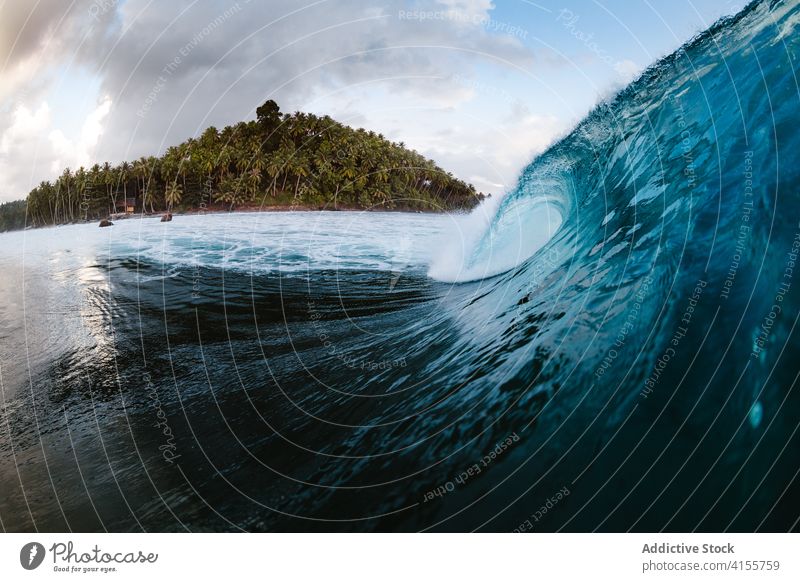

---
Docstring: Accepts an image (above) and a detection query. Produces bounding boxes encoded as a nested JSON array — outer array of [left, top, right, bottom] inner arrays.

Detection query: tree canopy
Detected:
[[0, 100, 485, 231]]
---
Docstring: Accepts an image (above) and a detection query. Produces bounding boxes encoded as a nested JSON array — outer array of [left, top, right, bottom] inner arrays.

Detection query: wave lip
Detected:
[[427, 194, 563, 283]]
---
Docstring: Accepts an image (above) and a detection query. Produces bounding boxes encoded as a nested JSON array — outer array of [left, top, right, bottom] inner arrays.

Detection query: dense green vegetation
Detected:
[[0, 200, 27, 232], [0, 100, 484, 231]]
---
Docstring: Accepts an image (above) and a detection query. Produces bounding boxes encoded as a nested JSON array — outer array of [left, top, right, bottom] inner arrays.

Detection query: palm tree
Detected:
[[143, 186, 158, 214], [214, 175, 247, 209], [239, 168, 260, 201], [145, 157, 161, 212], [165, 181, 183, 210], [118, 161, 131, 210], [11, 98, 486, 228], [265, 153, 284, 197], [101, 162, 115, 214], [133, 158, 148, 197]]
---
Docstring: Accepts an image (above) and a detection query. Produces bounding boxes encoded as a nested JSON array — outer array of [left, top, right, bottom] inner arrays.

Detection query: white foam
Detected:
[[427, 194, 562, 283]]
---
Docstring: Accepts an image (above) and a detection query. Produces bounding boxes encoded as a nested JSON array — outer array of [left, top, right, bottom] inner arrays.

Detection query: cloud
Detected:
[[92, 0, 539, 156], [0, 0, 112, 105], [0, 103, 53, 198], [614, 59, 641, 83], [0, 98, 112, 198], [433, 0, 495, 21], [416, 102, 562, 195], [0, 0, 558, 201], [49, 97, 112, 171]]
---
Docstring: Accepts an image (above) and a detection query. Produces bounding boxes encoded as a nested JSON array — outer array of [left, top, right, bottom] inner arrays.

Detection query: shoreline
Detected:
[[5, 204, 464, 232], [110, 203, 462, 221], [6, 97, 485, 233], [2, 201, 480, 234]]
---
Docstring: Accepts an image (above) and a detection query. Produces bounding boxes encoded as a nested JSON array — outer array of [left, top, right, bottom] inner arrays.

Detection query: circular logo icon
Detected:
[[20, 542, 46, 570]]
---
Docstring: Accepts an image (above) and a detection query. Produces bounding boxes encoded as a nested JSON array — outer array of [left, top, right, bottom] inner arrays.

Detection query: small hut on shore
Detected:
[[115, 197, 137, 214]]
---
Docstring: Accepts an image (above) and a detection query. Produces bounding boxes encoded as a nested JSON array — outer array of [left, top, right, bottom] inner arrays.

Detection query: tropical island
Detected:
[[0, 100, 485, 232]]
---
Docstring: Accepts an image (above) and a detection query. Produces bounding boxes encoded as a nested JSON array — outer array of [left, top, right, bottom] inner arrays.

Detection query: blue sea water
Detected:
[[0, 0, 799, 532]]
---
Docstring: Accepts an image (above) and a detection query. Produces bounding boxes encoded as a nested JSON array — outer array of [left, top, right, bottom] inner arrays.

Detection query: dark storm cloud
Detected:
[[0, 0, 74, 68]]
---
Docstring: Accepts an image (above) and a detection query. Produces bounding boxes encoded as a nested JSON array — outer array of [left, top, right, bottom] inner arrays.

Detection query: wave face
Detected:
[[1, 0, 799, 532]]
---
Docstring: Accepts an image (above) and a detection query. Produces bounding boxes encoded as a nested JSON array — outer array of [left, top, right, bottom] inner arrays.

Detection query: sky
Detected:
[[0, 0, 748, 203]]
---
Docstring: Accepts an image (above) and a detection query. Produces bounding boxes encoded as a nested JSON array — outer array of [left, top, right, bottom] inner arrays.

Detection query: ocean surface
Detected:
[[1, 0, 800, 532]]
